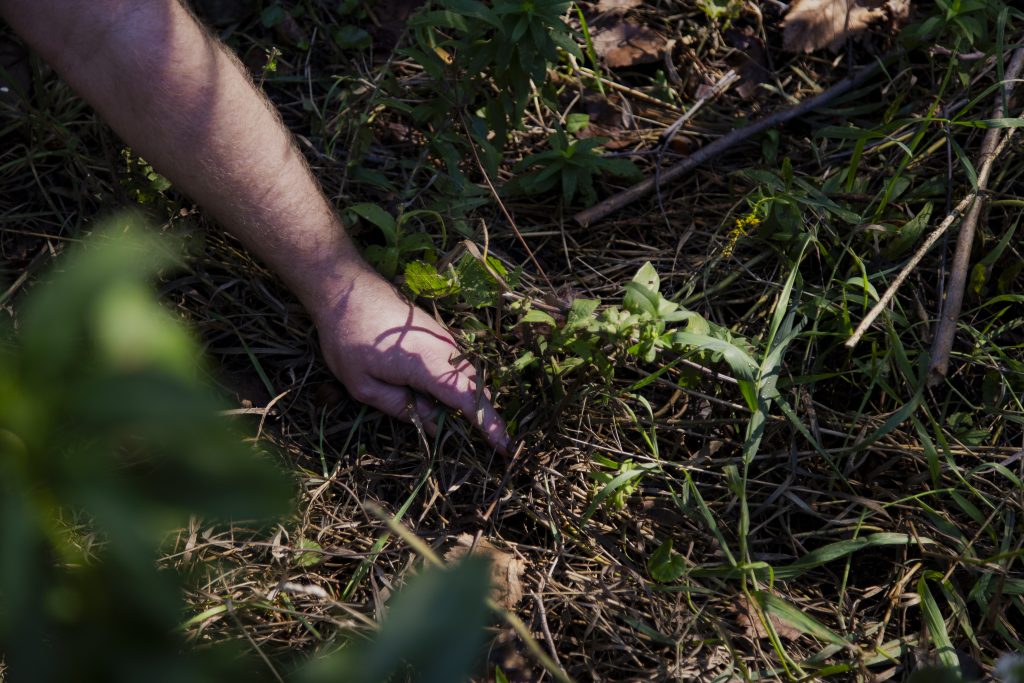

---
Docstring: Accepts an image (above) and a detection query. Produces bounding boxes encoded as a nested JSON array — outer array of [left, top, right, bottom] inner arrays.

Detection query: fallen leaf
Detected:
[[575, 96, 635, 150], [725, 27, 770, 100], [445, 533, 525, 610], [782, 0, 911, 53], [597, 0, 644, 12], [592, 21, 668, 69], [734, 595, 803, 641]]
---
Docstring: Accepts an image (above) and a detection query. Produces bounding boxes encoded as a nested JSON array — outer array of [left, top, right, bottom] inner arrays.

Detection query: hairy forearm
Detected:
[[2, 0, 510, 449], [1, 0, 363, 310]]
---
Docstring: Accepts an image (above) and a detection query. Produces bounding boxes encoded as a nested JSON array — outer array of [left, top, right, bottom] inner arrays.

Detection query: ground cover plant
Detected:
[[2, 0, 1024, 680]]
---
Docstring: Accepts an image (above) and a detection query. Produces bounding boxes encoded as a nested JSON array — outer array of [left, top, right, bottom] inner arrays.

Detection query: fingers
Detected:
[[413, 394, 439, 437], [408, 352, 510, 454], [349, 377, 412, 421], [348, 377, 440, 440]]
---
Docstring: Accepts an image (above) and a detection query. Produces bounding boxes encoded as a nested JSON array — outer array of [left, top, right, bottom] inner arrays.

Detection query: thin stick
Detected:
[[573, 63, 881, 226], [927, 47, 1024, 384], [458, 110, 555, 291], [845, 190, 979, 349]]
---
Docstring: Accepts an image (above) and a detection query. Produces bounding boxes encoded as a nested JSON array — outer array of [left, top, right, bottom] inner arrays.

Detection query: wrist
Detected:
[[289, 246, 375, 321]]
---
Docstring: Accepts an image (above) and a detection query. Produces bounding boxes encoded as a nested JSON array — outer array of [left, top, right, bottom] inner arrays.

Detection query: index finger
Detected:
[[410, 353, 510, 454]]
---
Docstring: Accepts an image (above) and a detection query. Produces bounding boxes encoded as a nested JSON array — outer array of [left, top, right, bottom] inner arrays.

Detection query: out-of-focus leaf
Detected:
[[303, 558, 492, 683], [566, 298, 600, 330], [0, 213, 291, 682], [297, 538, 324, 567]]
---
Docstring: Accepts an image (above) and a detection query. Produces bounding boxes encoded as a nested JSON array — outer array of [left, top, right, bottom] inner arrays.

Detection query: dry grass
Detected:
[[3, 1, 1024, 681]]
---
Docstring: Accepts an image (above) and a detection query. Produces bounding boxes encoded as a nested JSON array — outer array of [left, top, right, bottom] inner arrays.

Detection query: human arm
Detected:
[[0, 0, 509, 450]]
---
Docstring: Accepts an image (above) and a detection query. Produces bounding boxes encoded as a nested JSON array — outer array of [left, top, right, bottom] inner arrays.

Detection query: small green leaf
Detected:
[[648, 539, 686, 583], [671, 332, 759, 410], [404, 261, 460, 299], [297, 538, 323, 567], [583, 463, 656, 521], [632, 261, 660, 293], [566, 299, 599, 330], [566, 113, 590, 134], [512, 351, 537, 371], [350, 203, 398, 244], [623, 282, 659, 317], [456, 254, 503, 308], [332, 25, 372, 50], [260, 5, 288, 27], [520, 309, 557, 326]]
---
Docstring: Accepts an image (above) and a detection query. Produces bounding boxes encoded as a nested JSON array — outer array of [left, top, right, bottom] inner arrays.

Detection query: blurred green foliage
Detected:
[[0, 214, 496, 682], [301, 558, 492, 683], [0, 214, 291, 682]]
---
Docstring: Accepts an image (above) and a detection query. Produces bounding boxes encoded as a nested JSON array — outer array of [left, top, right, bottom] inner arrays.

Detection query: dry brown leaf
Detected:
[[725, 27, 770, 100], [576, 97, 635, 150], [734, 595, 803, 642], [592, 22, 668, 69], [596, 0, 643, 12], [783, 0, 910, 53], [445, 533, 525, 610]]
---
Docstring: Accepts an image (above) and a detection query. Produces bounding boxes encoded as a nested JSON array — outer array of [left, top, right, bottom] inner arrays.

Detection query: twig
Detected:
[[573, 63, 881, 226], [846, 191, 979, 349], [928, 47, 1024, 384], [0, 244, 53, 306], [457, 110, 555, 291], [533, 589, 564, 673], [654, 70, 740, 235], [928, 47, 990, 61]]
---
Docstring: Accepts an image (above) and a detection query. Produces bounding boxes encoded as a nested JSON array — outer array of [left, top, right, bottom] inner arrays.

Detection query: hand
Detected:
[[311, 263, 510, 453]]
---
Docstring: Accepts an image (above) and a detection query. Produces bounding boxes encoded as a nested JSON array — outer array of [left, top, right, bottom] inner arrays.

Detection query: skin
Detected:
[[0, 0, 509, 452]]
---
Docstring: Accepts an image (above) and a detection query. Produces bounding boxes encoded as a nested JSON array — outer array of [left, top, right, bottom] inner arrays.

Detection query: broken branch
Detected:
[[845, 47, 1024, 355], [927, 47, 1024, 385], [573, 63, 881, 227]]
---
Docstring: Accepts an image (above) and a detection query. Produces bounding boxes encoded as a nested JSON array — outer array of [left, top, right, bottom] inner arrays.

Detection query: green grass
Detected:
[[3, 0, 1024, 680]]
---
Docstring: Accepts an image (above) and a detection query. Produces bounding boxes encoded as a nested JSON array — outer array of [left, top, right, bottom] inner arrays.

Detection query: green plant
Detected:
[[696, 0, 744, 27], [122, 149, 172, 205], [404, 251, 520, 308], [515, 261, 753, 390], [511, 130, 641, 205], [393, 0, 582, 197], [904, 0, 1022, 48], [407, 0, 580, 144], [347, 203, 444, 280], [0, 215, 291, 682]]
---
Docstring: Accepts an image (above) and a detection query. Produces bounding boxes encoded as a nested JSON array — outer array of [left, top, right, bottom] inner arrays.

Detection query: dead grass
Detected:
[[3, 1, 1024, 681]]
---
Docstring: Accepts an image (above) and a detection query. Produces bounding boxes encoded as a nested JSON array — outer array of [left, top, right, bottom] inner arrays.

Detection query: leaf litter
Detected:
[[783, 0, 911, 53], [444, 533, 526, 611]]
